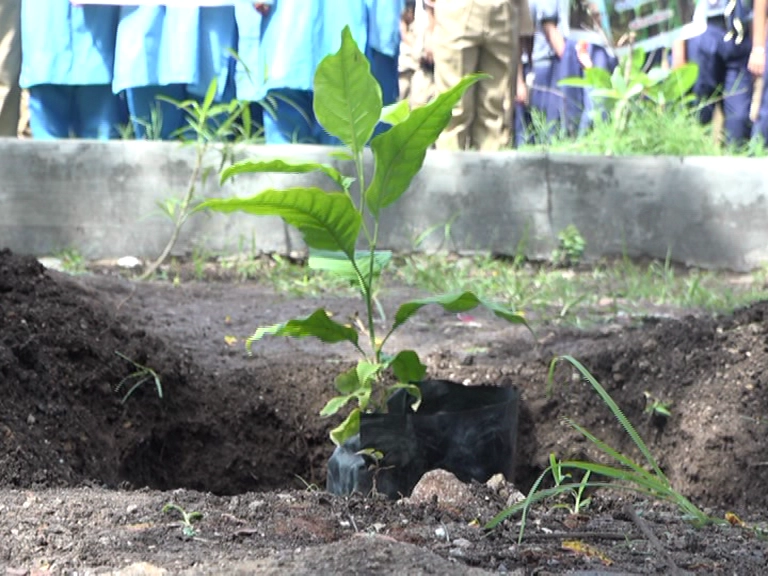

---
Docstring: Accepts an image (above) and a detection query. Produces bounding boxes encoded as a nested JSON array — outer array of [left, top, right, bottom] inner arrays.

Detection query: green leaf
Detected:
[[220, 159, 349, 191], [386, 383, 422, 410], [246, 308, 359, 350], [201, 77, 218, 115], [364, 73, 486, 217], [314, 26, 382, 153], [356, 361, 382, 389], [393, 291, 528, 332], [308, 249, 392, 281], [330, 408, 361, 446], [320, 394, 355, 417], [380, 100, 411, 125], [197, 188, 361, 257], [630, 47, 645, 73], [559, 67, 612, 90], [659, 63, 698, 103], [334, 367, 360, 394], [388, 350, 426, 383]]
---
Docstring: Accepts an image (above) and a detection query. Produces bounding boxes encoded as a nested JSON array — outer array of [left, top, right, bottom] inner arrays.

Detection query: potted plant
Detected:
[[197, 28, 530, 499]]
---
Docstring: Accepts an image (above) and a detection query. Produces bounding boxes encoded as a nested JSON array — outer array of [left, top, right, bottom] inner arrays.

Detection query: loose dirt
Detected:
[[2, 248, 767, 574]]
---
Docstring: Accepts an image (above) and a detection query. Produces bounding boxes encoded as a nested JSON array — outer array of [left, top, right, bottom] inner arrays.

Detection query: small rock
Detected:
[[126, 504, 138, 514], [26, 414, 35, 425], [452, 537, 472, 548], [485, 473, 506, 493], [408, 470, 473, 507], [249, 499, 266, 510], [117, 256, 142, 269]]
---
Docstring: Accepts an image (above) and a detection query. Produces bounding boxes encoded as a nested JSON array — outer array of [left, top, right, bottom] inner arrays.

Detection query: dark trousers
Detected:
[[694, 23, 754, 145]]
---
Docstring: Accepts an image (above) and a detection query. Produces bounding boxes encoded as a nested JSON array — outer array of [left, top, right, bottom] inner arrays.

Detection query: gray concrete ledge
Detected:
[[1, 139, 766, 271]]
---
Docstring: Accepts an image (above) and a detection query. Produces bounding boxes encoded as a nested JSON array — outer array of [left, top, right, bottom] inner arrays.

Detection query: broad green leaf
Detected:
[[320, 394, 355, 417], [220, 159, 349, 191], [584, 67, 613, 89], [386, 383, 422, 410], [308, 249, 392, 281], [356, 361, 382, 389], [364, 73, 486, 217], [330, 150, 355, 161], [380, 100, 411, 125], [646, 67, 669, 85], [611, 66, 628, 94], [335, 367, 360, 394], [659, 63, 698, 103], [246, 308, 359, 350], [330, 408, 361, 446], [197, 188, 361, 256], [388, 350, 426, 383], [393, 291, 528, 332], [630, 47, 645, 74], [314, 26, 382, 153]]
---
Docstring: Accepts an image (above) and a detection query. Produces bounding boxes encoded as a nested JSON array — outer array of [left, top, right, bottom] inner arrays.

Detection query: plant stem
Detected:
[[140, 142, 206, 280]]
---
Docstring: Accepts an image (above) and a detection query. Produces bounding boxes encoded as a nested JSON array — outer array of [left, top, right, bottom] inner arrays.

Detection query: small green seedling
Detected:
[[140, 79, 261, 281], [548, 453, 592, 515], [643, 391, 672, 417], [198, 27, 529, 446], [551, 225, 586, 267], [163, 503, 203, 539], [114, 351, 163, 404]]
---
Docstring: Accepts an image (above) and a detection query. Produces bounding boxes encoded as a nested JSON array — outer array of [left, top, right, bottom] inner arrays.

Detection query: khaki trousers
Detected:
[[433, 0, 518, 151], [0, 0, 21, 137]]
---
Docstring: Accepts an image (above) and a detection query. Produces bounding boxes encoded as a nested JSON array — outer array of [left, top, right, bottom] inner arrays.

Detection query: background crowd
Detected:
[[0, 0, 766, 151]]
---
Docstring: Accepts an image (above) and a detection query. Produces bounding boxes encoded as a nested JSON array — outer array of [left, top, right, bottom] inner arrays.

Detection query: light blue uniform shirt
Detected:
[[530, 0, 563, 64], [19, 2, 119, 88], [366, 0, 405, 57], [256, 0, 368, 101], [233, 5, 262, 101], [113, 6, 236, 100]]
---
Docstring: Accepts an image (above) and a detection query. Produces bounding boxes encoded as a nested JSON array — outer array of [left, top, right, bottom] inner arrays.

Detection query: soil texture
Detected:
[[2, 248, 767, 575]]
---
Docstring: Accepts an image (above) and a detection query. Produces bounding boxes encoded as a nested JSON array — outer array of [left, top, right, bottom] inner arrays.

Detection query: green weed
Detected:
[[485, 355, 718, 542]]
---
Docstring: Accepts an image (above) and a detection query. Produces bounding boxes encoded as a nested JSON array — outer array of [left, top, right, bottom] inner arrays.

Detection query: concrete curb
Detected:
[[1, 140, 766, 271]]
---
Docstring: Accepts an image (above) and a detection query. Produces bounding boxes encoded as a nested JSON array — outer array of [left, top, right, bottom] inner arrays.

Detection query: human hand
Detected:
[[576, 41, 593, 70], [253, 3, 271, 15], [748, 46, 765, 77], [516, 75, 529, 106]]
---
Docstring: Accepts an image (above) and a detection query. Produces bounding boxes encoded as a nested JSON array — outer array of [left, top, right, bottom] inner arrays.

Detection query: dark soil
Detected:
[[2, 248, 767, 575]]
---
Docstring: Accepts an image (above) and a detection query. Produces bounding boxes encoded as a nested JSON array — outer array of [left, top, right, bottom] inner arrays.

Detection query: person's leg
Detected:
[[0, 0, 21, 136], [694, 26, 726, 127], [472, 0, 514, 151], [367, 47, 400, 138], [752, 41, 768, 144], [74, 84, 125, 140], [721, 38, 754, 145], [28, 84, 72, 139], [557, 39, 585, 136], [433, 0, 480, 150], [125, 84, 188, 140], [262, 88, 317, 144]]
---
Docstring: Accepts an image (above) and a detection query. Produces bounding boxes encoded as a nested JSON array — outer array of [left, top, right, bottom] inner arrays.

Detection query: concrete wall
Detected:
[[1, 139, 766, 271]]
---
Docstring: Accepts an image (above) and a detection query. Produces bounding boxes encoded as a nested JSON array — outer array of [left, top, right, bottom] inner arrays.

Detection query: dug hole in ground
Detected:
[[1, 248, 767, 574]]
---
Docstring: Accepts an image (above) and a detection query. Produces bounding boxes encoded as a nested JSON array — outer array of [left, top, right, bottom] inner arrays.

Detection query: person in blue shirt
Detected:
[[19, 1, 122, 140], [694, 0, 755, 145], [254, 0, 368, 145], [113, 5, 237, 140], [233, 4, 266, 138]]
